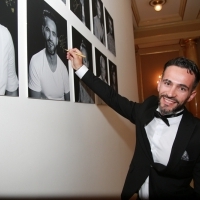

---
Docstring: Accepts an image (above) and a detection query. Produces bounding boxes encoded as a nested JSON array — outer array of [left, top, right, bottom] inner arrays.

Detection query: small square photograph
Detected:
[[27, 0, 70, 101], [95, 47, 108, 105], [72, 26, 95, 104], [70, 0, 90, 30], [92, 0, 105, 45], [0, 0, 19, 97], [108, 60, 118, 92], [105, 8, 116, 56]]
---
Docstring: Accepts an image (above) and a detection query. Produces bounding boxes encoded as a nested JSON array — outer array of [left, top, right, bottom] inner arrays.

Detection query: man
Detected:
[[71, 0, 86, 25], [110, 65, 118, 92], [0, 24, 19, 96], [97, 55, 107, 105], [107, 16, 116, 56], [28, 9, 70, 101], [78, 40, 94, 103], [98, 55, 107, 83], [93, 0, 105, 45], [67, 48, 200, 200]]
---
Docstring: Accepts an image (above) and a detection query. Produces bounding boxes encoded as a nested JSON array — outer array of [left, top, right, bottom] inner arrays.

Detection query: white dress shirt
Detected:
[[139, 109, 183, 199]]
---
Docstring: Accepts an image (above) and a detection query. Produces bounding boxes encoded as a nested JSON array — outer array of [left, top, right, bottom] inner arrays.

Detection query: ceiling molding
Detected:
[[179, 0, 187, 19], [138, 14, 182, 27], [135, 30, 200, 45], [132, 0, 200, 49], [131, 0, 140, 26]]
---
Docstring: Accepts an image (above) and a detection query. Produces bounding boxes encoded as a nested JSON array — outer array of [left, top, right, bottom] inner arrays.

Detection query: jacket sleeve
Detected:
[[193, 155, 200, 199], [81, 70, 138, 123]]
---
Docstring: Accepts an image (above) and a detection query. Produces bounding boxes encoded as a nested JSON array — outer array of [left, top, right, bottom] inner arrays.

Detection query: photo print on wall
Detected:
[[0, 0, 19, 97], [105, 8, 116, 56], [27, 0, 70, 101], [108, 60, 118, 92], [70, 0, 91, 30], [72, 26, 95, 104], [95, 47, 108, 105], [92, 0, 105, 46]]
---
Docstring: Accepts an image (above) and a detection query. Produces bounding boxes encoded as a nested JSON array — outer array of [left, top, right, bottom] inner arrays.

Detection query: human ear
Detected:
[[187, 90, 197, 102]]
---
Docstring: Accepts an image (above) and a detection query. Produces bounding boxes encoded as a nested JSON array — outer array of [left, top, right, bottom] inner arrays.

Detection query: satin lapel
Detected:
[[166, 109, 196, 170], [138, 106, 157, 164]]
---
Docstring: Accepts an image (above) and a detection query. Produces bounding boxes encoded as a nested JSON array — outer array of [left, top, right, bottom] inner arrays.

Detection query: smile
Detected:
[[163, 96, 178, 105]]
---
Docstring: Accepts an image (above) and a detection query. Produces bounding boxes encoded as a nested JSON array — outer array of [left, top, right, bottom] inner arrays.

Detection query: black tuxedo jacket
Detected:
[[82, 70, 200, 200]]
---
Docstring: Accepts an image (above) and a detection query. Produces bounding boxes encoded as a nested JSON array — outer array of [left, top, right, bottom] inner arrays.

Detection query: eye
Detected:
[[163, 81, 170, 86], [45, 27, 50, 32], [52, 32, 56, 37], [180, 87, 187, 92]]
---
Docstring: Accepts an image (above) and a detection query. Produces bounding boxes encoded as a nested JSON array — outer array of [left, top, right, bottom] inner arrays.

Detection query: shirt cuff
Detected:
[[75, 65, 89, 79]]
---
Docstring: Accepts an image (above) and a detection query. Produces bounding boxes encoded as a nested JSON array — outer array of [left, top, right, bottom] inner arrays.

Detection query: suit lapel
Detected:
[[138, 105, 158, 164], [166, 109, 196, 170]]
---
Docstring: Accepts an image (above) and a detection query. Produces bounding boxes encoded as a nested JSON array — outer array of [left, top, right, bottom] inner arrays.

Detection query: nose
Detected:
[[49, 31, 53, 40], [167, 86, 177, 97]]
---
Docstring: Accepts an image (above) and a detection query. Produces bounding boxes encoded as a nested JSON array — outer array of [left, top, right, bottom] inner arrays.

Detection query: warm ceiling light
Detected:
[[149, 0, 166, 12]]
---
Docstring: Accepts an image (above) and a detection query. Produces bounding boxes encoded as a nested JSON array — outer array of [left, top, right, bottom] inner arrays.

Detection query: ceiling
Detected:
[[131, 0, 200, 48]]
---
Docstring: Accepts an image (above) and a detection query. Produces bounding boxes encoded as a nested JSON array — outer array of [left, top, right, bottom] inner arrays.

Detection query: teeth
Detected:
[[164, 97, 176, 104]]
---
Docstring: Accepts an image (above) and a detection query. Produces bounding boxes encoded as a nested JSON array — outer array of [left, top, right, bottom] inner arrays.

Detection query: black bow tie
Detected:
[[154, 110, 184, 126]]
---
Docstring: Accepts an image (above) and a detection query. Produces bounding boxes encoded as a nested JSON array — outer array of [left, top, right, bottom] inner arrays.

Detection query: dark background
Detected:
[[72, 26, 93, 102], [95, 47, 108, 82], [105, 8, 115, 38], [27, 0, 68, 74], [70, 0, 90, 30], [108, 60, 118, 92]]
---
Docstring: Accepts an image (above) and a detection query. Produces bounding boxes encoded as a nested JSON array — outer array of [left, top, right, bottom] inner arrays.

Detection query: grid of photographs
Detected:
[[3, 0, 118, 104]]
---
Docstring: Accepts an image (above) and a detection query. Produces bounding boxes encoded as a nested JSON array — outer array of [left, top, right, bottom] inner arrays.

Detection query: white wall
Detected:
[[0, 0, 138, 198]]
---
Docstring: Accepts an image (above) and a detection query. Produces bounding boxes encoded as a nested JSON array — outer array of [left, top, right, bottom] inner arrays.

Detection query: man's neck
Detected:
[[45, 50, 57, 72]]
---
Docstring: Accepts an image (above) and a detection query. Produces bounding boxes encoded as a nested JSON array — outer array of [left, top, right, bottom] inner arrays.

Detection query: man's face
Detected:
[[112, 71, 116, 83], [157, 65, 196, 115], [96, 0, 101, 19], [42, 16, 58, 55], [100, 57, 106, 79], [81, 47, 89, 68], [108, 18, 113, 34]]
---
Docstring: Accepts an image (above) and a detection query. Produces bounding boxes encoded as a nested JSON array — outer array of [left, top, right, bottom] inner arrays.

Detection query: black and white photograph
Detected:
[[61, 0, 66, 4], [92, 0, 105, 46], [108, 60, 118, 92], [105, 8, 116, 56], [95, 47, 108, 105], [27, 0, 70, 101], [72, 27, 95, 104], [70, 0, 90, 30], [0, 0, 19, 97]]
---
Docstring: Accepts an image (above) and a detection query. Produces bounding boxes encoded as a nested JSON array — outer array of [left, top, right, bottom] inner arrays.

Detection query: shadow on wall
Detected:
[[97, 106, 136, 152]]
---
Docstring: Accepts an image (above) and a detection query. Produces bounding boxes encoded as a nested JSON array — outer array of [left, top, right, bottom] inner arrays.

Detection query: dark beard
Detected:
[[158, 95, 187, 115]]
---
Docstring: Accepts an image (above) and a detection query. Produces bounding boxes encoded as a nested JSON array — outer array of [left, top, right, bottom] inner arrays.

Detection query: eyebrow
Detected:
[[162, 79, 190, 90]]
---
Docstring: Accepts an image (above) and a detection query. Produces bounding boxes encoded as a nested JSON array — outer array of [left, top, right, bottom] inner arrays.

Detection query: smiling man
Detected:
[[67, 49, 200, 200], [28, 9, 70, 101], [158, 64, 197, 115], [93, 0, 105, 45]]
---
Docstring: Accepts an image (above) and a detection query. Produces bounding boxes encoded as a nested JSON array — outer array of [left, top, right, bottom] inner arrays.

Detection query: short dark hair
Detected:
[[162, 57, 200, 90], [43, 9, 57, 27]]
